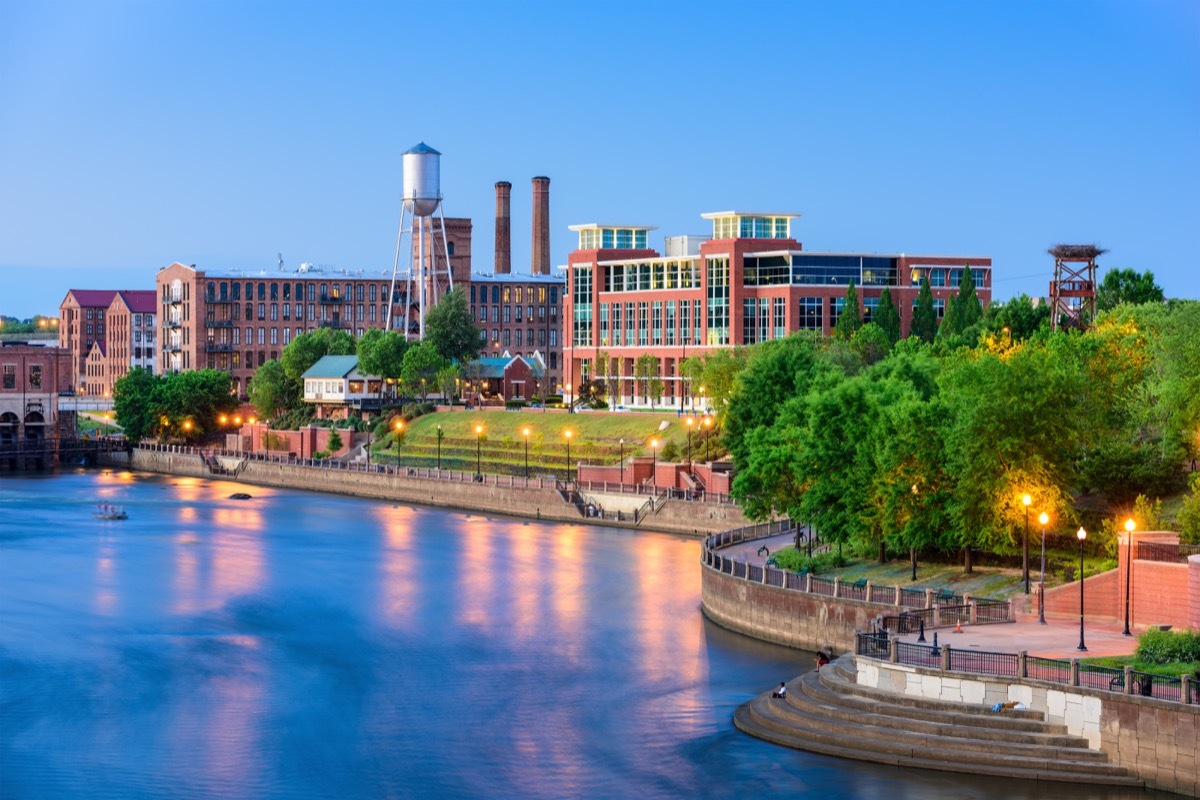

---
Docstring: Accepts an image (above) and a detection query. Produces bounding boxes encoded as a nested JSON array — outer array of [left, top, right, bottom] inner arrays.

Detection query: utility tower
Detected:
[[1047, 244, 1105, 330]]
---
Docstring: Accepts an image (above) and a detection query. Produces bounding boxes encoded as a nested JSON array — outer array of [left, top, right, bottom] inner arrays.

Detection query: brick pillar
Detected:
[[531, 176, 550, 275], [494, 181, 511, 274]]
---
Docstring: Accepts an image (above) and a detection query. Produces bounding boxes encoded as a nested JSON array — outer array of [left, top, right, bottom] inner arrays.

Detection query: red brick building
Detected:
[[59, 289, 157, 397], [562, 212, 992, 407], [0, 343, 72, 449]]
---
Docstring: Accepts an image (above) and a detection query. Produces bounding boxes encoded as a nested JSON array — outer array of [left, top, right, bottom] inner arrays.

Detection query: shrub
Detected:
[[1135, 628, 1200, 666], [505, 399, 527, 410], [765, 547, 845, 575], [313, 450, 330, 460], [660, 441, 680, 462]]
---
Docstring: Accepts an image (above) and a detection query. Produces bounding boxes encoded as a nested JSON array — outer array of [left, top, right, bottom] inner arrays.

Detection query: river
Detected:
[[0, 471, 1165, 799]]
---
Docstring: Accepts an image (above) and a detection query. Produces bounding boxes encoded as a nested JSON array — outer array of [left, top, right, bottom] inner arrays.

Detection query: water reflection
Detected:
[[0, 472, 1173, 800]]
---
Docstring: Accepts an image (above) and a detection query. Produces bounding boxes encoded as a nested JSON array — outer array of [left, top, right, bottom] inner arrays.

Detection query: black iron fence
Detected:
[[855, 633, 1192, 705], [1138, 541, 1200, 564]]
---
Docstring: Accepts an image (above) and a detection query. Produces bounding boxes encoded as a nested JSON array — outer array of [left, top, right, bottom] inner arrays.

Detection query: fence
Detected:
[[856, 633, 1195, 706], [703, 522, 1013, 626], [1138, 541, 1200, 564]]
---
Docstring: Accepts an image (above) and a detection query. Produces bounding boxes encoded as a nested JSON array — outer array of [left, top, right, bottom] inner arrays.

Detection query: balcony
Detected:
[[168, 293, 182, 305], [166, 318, 183, 329], [318, 319, 346, 329], [206, 318, 234, 328], [167, 343, 182, 353], [318, 293, 344, 304], [205, 342, 233, 352], [206, 295, 232, 304]]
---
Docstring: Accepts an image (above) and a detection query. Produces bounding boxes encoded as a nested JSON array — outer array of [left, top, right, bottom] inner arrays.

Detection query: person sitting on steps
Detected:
[[772, 682, 787, 699], [816, 649, 831, 671]]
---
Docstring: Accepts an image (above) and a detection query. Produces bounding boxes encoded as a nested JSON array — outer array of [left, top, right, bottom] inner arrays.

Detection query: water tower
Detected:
[[387, 142, 456, 339]]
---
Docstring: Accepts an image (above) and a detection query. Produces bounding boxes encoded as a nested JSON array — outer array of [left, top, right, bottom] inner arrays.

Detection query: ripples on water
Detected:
[[0, 472, 1169, 799]]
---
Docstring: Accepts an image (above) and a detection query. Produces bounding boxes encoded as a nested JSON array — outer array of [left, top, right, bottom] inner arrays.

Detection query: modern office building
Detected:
[[562, 211, 991, 407], [155, 219, 472, 397], [59, 289, 156, 396]]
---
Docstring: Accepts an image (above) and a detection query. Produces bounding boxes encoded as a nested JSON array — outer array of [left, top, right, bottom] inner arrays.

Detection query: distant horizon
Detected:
[[3, 0, 1197, 318]]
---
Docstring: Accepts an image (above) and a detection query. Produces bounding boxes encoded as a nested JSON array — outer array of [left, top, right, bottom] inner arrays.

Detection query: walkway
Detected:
[[893, 617, 1138, 659]]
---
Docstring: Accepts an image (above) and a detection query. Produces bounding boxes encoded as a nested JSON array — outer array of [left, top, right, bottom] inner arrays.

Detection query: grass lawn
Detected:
[[1081, 655, 1197, 678]]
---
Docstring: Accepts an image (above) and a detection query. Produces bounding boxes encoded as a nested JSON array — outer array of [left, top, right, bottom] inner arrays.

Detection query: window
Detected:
[[258, 327, 266, 345], [706, 258, 730, 345], [549, 329, 557, 347], [491, 286, 500, 303], [515, 329, 522, 347], [2, 365, 14, 389], [774, 297, 786, 339], [258, 303, 266, 320], [491, 306, 499, 323], [831, 297, 846, 329], [572, 266, 593, 347], [271, 282, 279, 301], [504, 306, 511, 323], [270, 328, 278, 345], [370, 284, 378, 302], [270, 304, 278, 321], [637, 302, 648, 346], [743, 299, 759, 344], [798, 297, 823, 331], [258, 283, 266, 301], [651, 301, 662, 346], [863, 298, 879, 324]]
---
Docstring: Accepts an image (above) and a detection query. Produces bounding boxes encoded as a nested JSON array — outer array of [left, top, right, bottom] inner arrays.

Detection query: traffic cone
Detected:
[[954, 619, 964, 634]]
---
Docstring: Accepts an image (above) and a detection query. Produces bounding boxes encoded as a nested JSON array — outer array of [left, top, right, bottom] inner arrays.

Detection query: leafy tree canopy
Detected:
[[424, 287, 479, 364], [833, 280, 862, 340], [1096, 268, 1164, 311]]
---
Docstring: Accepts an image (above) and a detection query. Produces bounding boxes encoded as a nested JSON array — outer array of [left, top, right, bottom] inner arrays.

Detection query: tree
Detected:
[[680, 356, 704, 408], [112, 367, 161, 442], [436, 362, 461, 403], [875, 286, 901, 345], [983, 294, 1051, 341], [357, 328, 408, 401], [248, 359, 292, 419], [940, 266, 983, 338], [281, 328, 354, 385], [834, 280, 862, 340], [634, 353, 658, 406], [692, 348, 748, 414], [1178, 474, 1200, 545], [850, 323, 891, 366], [326, 428, 343, 455], [401, 340, 443, 399], [910, 276, 937, 343], [1096, 268, 1164, 311], [424, 287, 479, 364]]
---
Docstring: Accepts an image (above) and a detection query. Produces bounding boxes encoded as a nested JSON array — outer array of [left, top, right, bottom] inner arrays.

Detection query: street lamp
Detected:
[[686, 417, 694, 465], [619, 438, 625, 484], [475, 424, 483, 478], [564, 429, 572, 483], [523, 427, 530, 479], [1123, 517, 1135, 636], [248, 416, 256, 454], [702, 415, 712, 462], [1077, 527, 1088, 652], [650, 438, 658, 487], [911, 483, 920, 581], [1022, 493, 1032, 594], [436, 424, 443, 470], [1038, 511, 1049, 625], [566, 383, 573, 413]]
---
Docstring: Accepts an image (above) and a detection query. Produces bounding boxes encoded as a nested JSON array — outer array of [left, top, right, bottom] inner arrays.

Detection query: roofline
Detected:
[[700, 211, 802, 219], [567, 223, 660, 232]]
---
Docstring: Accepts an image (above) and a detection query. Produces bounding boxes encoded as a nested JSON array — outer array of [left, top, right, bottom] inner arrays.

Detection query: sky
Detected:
[[1, 0, 1198, 319]]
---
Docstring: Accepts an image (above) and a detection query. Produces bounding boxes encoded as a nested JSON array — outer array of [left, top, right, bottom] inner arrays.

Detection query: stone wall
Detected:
[[98, 448, 744, 535], [700, 566, 892, 654], [857, 657, 1199, 796]]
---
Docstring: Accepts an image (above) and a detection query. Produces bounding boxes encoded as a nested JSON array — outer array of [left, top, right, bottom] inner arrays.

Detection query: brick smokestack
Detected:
[[494, 181, 512, 274], [532, 176, 550, 276]]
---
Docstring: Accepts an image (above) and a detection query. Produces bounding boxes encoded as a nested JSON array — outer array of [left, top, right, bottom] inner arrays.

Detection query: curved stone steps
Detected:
[[734, 657, 1142, 788], [783, 672, 1110, 764], [826, 660, 1054, 726], [812, 666, 1072, 737]]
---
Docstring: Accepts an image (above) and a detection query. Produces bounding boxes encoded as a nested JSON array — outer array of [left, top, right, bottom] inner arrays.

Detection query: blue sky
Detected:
[[2, 0, 1197, 319]]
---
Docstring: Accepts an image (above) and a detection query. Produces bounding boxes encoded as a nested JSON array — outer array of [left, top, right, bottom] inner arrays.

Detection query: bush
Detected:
[[1135, 628, 1200, 666], [660, 441, 680, 461], [313, 450, 330, 460], [505, 399, 527, 410], [766, 547, 846, 575]]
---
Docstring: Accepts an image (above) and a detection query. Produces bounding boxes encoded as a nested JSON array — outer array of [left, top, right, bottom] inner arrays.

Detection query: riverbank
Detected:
[[98, 446, 749, 537]]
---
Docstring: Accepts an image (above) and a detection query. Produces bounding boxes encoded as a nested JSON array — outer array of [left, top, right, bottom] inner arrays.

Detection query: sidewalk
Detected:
[[892, 618, 1137, 659]]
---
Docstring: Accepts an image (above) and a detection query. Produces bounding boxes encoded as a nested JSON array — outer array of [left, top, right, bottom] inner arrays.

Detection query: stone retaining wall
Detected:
[[99, 448, 746, 535], [857, 657, 1199, 797], [700, 565, 893, 654]]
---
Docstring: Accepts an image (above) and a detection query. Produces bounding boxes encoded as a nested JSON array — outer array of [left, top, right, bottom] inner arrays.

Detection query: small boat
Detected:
[[94, 502, 128, 520]]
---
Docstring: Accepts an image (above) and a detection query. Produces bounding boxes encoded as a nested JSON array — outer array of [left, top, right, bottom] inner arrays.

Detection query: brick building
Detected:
[[59, 289, 156, 396], [0, 343, 72, 449], [468, 272, 563, 394], [155, 218, 471, 397], [562, 211, 992, 407]]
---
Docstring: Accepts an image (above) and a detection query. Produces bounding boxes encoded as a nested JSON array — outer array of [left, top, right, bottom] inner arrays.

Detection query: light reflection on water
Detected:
[[0, 471, 1170, 800]]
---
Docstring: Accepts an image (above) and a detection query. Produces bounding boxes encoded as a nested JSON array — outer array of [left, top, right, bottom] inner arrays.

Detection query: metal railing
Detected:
[[855, 634, 1192, 705], [1138, 542, 1200, 564]]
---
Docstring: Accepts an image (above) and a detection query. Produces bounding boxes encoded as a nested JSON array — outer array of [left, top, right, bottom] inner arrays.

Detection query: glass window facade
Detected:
[[572, 267, 593, 346], [706, 258, 730, 345]]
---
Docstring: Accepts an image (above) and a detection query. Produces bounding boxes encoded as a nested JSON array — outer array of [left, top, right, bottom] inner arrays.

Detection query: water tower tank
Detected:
[[402, 142, 442, 217]]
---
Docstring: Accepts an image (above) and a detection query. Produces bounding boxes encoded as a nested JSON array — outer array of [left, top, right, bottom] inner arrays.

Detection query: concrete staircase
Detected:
[[734, 655, 1141, 788]]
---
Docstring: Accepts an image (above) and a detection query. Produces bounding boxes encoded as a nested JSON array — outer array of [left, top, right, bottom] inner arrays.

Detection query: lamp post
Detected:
[[436, 424, 443, 470], [1038, 511, 1049, 625], [1077, 527, 1088, 652], [619, 438, 625, 485], [249, 417, 256, 454], [702, 415, 712, 462], [475, 424, 483, 479], [1022, 493, 1032, 594], [564, 429, 572, 483], [1123, 517, 1135, 636], [911, 483, 920, 581], [566, 383, 573, 413], [523, 427, 530, 479], [650, 438, 658, 488], [686, 417, 694, 465]]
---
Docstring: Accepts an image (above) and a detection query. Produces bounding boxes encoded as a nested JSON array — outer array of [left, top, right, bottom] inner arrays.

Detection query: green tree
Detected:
[[875, 286, 901, 345], [850, 323, 891, 366], [910, 276, 937, 343], [1096, 268, 1164, 311], [357, 328, 409, 401], [633, 353, 658, 407], [281, 328, 353, 385], [1177, 474, 1200, 544], [326, 428, 343, 454], [693, 348, 748, 415], [436, 362, 461, 403], [401, 340, 443, 398], [248, 359, 292, 420], [112, 367, 161, 442], [424, 287, 479, 364], [983, 294, 1051, 341], [940, 266, 983, 338], [834, 280, 862, 340]]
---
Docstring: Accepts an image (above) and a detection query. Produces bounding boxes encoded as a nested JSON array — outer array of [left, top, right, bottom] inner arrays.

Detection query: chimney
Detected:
[[532, 176, 550, 276], [494, 181, 512, 274]]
